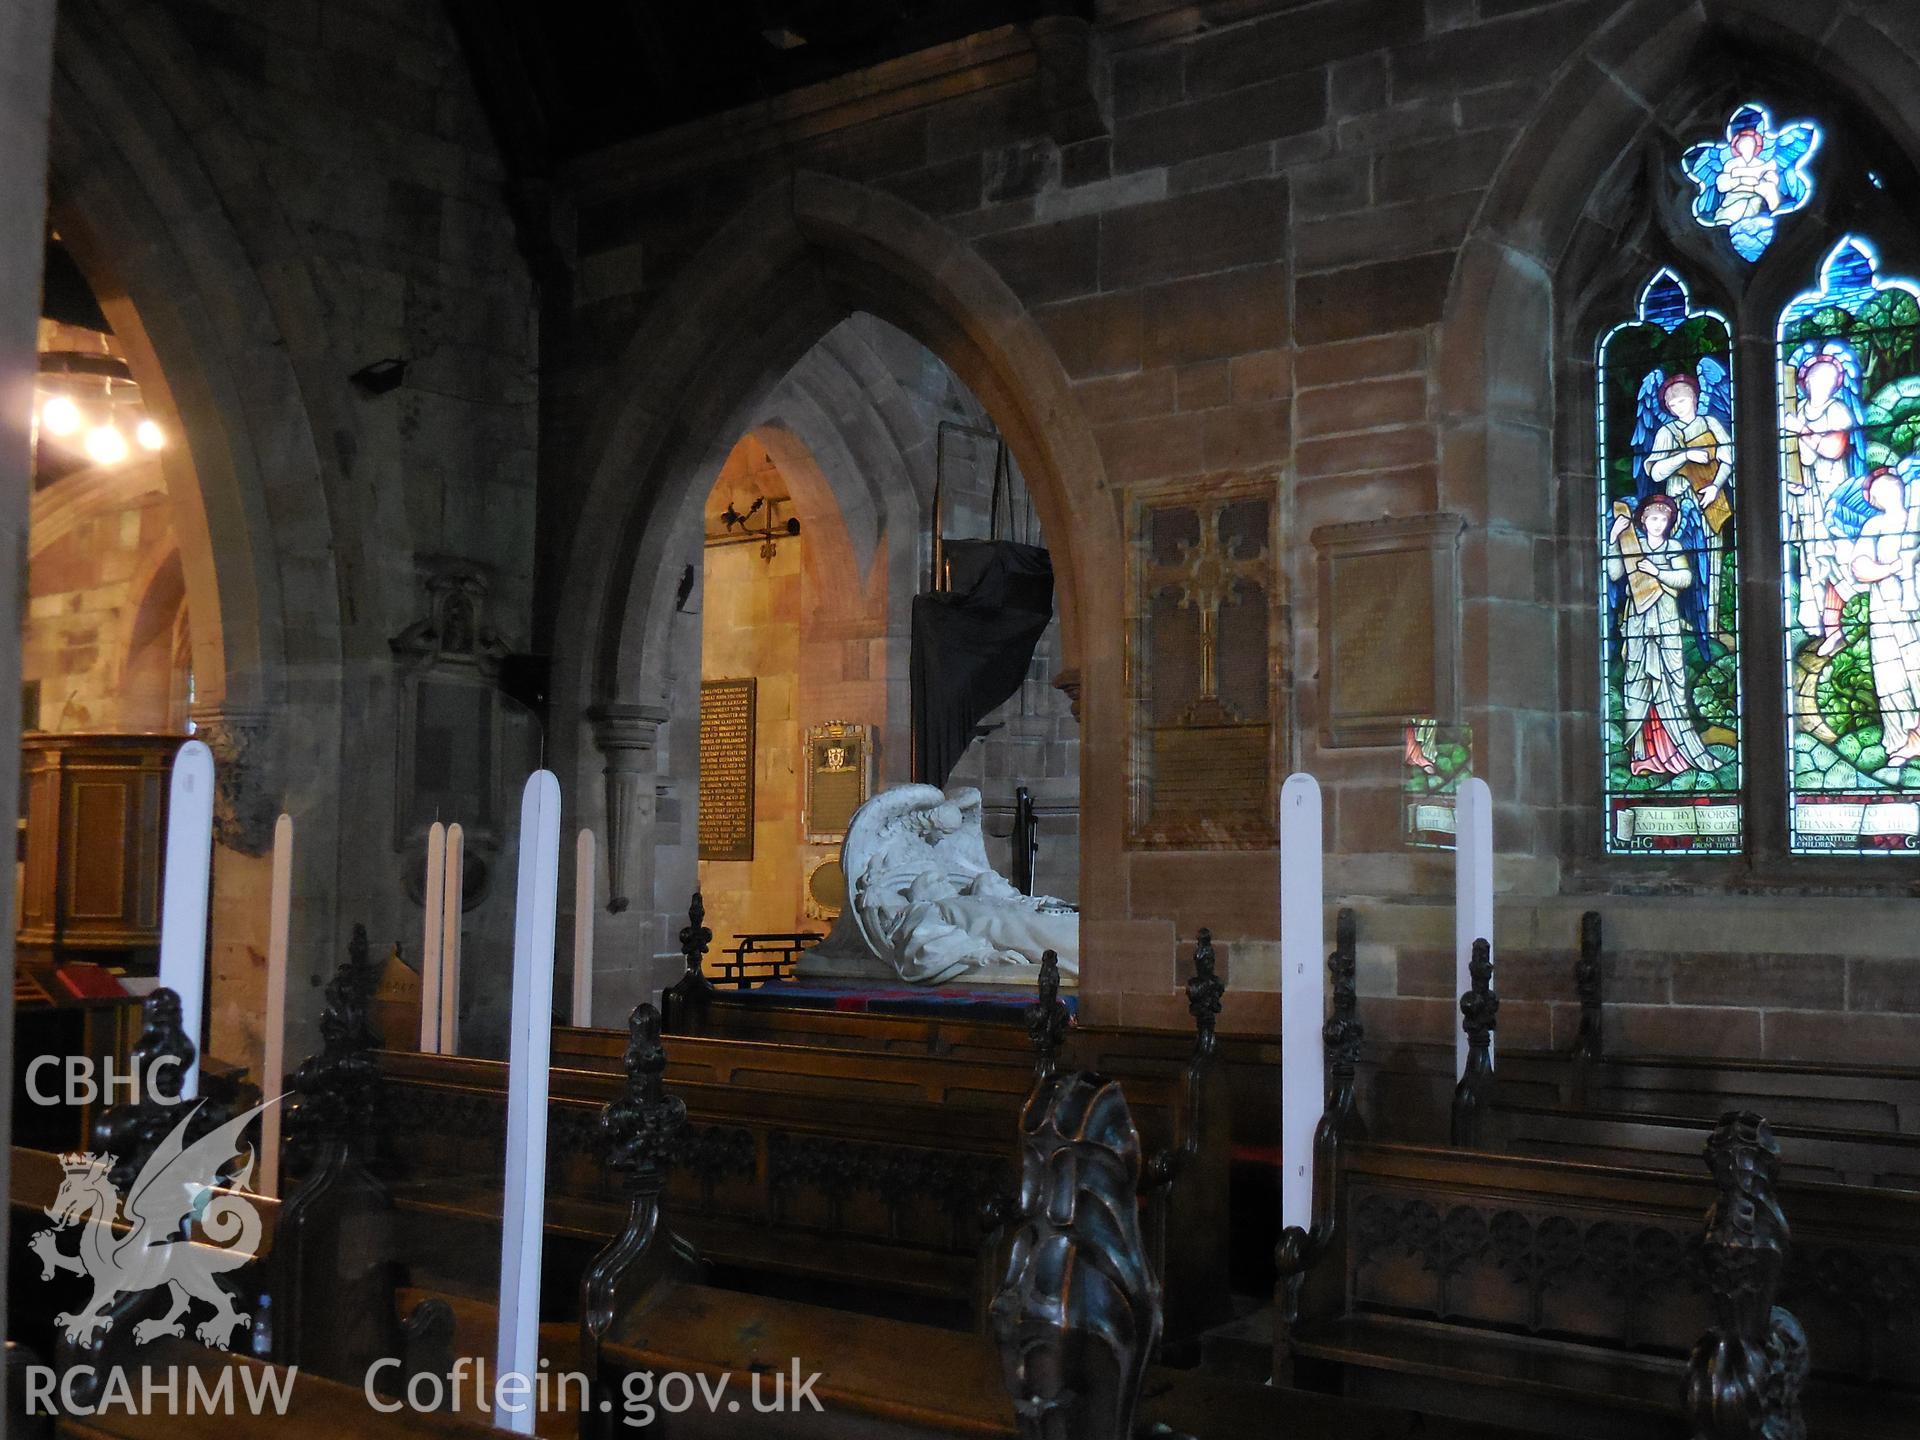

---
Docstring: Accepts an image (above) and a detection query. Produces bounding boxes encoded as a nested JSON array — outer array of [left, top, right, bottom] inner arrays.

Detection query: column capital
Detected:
[[588, 703, 671, 760], [188, 703, 279, 856]]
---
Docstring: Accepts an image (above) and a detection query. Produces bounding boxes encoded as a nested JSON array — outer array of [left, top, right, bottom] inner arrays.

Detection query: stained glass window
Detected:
[[1777, 237, 1920, 853], [1598, 270, 1744, 853], [1683, 105, 1821, 262]]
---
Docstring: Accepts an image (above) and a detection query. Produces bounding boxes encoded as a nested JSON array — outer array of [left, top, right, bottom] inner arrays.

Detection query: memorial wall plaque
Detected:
[[804, 720, 870, 844], [698, 678, 756, 861], [1314, 513, 1465, 748], [1126, 479, 1281, 848]]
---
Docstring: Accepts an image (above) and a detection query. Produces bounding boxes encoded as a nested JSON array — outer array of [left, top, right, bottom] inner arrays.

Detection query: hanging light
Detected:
[[135, 417, 165, 451], [40, 393, 82, 436], [84, 422, 129, 466]]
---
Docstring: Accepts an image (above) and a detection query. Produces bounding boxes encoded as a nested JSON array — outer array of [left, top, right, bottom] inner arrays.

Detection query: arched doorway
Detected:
[[552, 172, 1121, 1006]]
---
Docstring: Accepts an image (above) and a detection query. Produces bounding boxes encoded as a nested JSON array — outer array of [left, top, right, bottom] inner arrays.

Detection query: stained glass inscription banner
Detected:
[[1598, 271, 1744, 853], [1778, 237, 1920, 853], [1404, 719, 1471, 850]]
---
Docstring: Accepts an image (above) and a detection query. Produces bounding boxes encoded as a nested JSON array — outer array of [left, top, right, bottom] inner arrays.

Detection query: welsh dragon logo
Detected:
[[30, 1098, 277, 1350]]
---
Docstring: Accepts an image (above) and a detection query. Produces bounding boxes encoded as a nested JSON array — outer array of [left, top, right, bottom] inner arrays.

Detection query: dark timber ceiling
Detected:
[[445, 1, 1090, 177]]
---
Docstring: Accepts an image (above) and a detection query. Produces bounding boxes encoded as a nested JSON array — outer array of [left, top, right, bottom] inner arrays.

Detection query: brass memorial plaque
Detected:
[[698, 679, 756, 861], [1126, 481, 1280, 848], [805, 721, 870, 843]]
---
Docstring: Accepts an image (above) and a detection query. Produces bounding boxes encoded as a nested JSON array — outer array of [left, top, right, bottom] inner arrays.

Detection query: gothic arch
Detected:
[[558, 170, 1113, 712], [46, 3, 362, 716], [553, 169, 1124, 953]]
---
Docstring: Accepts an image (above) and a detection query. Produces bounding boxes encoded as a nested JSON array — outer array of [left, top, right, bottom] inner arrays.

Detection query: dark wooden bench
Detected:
[[376, 950, 1231, 1347], [387, 1006, 1558, 1440], [1274, 1130, 1920, 1438], [664, 986, 1286, 1153], [10, 934, 453, 1417], [1482, 1101, 1920, 1191]]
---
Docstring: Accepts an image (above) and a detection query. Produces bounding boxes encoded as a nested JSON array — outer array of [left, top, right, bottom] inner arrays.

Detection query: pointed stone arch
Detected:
[[553, 169, 1123, 977]]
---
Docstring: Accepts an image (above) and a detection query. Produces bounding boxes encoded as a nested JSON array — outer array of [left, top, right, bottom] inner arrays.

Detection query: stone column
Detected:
[[1, 0, 59, 1355], [589, 703, 670, 915]]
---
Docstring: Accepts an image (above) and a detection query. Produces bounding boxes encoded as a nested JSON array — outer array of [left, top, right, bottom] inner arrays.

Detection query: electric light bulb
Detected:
[[135, 418, 165, 451], [41, 394, 81, 437], [84, 423, 129, 466]]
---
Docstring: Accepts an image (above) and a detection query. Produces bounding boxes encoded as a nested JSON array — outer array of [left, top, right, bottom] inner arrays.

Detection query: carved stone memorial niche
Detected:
[[1126, 482, 1279, 848], [391, 558, 531, 903], [1313, 514, 1464, 749], [697, 678, 755, 862]]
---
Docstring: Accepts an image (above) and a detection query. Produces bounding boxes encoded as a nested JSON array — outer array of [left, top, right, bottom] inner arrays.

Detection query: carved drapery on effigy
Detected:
[[188, 704, 278, 856], [1126, 480, 1280, 847]]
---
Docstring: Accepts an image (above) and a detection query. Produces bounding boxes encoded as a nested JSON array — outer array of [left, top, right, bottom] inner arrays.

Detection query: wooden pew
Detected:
[[1274, 985, 1920, 1440], [1446, 921, 1920, 1194], [377, 948, 1233, 1347], [1350, 913, 1920, 1145], [389, 1004, 1557, 1440], [10, 933, 451, 1415], [663, 979, 1285, 1156], [1482, 1102, 1920, 1191]]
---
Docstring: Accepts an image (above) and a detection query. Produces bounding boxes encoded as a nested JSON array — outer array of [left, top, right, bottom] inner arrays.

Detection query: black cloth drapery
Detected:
[[910, 539, 1054, 788]]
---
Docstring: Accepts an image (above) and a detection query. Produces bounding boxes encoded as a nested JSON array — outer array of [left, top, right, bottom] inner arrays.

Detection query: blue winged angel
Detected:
[[1683, 105, 1820, 262], [1629, 356, 1733, 655]]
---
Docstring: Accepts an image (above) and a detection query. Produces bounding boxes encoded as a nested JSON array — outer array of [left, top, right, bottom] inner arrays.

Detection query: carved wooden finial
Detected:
[[284, 923, 384, 1164], [679, 891, 713, 977], [1323, 906, 1366, 1142], [598, 1003, 688, 1197], [1186, 929, 1224, 1058], [1027, 950, 1071, 1082], [1450, 938, 1498, 1148], [92, 986, 215, 1191], [1686, 1112, 1808, 1440], [582, 1002, 701, 1429], [992, 1071, 1160, 1440]]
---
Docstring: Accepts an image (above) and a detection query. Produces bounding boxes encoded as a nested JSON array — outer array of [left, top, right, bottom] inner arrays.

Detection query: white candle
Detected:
[[1279, 772, 1325, 1233], [258, 813, 293, 1197], [158, 740, 216, 1099], [572, 829, 595, 1028], [494, 772, 562, 1433], [440, 822, 464, 1054], [1454, 776, 1494, 1080], [419, 821, 446, 1053]]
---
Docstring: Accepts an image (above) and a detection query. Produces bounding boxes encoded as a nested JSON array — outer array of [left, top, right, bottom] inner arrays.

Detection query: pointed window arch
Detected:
[[1598, 270, 1743, 853], [1778, 237, 1920, 852]]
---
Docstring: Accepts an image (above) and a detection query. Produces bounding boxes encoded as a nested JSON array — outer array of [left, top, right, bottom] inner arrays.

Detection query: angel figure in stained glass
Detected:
[[1683, 105, 1820, 262], [1784, 342, 1877, 656], [1634, 360, 1734, 644], [1849, 464, 1920, 764], [1609, 493, 1714, 774]]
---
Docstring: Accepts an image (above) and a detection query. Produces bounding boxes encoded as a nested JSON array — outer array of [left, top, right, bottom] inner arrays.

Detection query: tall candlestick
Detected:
[[572, 829, 595, 1027], [439, 822, 464, 1054], [419, 821, 446, 1052], [494, 771, 561, 1434], [258, 813, 293, 1197], [1454, 777, 1494, 1080], [158, 739, 215, 1099], [1279, 772, 1325, 1233]]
